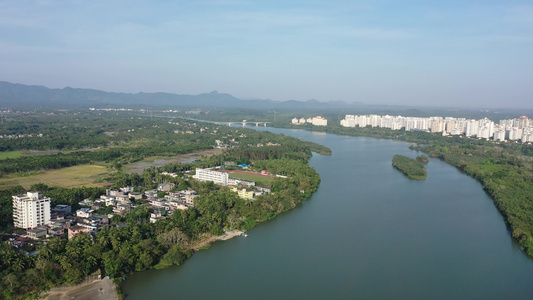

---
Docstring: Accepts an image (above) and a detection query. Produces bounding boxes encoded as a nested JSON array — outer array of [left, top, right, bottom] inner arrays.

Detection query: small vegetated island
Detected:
[[392, 155, 427, 180], [416, 155, 429, 164]]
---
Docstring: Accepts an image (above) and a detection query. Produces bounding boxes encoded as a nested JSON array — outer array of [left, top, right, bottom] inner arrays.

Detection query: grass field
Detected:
[[228, 172, 275, 186], [0, 151, 22, 160], [124, 149, 223, 174], [0, 148, 224, 188], [0, 165, 111, 189]]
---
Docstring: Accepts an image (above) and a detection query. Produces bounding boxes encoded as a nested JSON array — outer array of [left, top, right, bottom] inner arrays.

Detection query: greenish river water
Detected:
[[123, 128, 533, 299]]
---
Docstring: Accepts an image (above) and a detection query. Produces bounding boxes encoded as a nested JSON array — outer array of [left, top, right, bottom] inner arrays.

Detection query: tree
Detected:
[[157, 228, 189, 248]]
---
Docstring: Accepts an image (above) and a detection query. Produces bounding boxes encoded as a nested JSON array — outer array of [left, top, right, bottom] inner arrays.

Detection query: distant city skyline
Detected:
[[1, 1, 532, 109]]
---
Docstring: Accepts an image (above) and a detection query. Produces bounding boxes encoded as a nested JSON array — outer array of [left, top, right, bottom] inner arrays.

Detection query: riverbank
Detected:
[[41, 277, 118, 300], [39, 230, 245, 300], [190, 230, 244, 251]]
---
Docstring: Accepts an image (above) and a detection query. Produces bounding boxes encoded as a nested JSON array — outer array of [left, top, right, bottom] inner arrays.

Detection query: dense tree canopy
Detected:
[[392, 155, 427, 180]]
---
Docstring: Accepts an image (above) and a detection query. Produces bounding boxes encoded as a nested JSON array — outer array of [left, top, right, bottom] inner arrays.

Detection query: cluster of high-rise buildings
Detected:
[[340, 114, 533, 142]]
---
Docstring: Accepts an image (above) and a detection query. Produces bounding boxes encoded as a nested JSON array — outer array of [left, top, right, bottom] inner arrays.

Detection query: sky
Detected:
[[1, 0, 532, 109]]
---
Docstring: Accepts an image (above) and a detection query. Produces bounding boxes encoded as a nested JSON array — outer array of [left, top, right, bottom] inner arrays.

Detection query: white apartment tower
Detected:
[[12, 191, 51, 229]]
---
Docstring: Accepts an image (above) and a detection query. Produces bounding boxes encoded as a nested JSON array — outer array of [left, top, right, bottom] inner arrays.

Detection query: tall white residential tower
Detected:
[[12, 191, 51, 229]]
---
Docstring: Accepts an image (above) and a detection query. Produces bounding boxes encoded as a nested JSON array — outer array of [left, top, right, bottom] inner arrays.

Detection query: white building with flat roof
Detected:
[[310, 116, 328, 126], [194, 168, 229, 186], [12, 191, 51, 229]]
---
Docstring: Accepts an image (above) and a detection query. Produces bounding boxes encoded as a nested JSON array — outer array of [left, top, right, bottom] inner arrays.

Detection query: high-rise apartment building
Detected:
[[12, 191, 51, 229]]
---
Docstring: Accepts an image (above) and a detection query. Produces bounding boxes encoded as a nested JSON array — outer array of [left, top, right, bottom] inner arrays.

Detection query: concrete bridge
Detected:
[[216, 120, 271, 127]]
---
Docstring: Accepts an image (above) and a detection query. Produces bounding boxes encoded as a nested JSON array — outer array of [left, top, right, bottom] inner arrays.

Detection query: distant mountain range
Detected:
[[0, 81, 355, 111], [1, 81, 528, 119]]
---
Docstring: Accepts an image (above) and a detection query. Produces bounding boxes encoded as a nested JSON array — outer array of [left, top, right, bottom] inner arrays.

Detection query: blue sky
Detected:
[[1, 0, 532, 108]]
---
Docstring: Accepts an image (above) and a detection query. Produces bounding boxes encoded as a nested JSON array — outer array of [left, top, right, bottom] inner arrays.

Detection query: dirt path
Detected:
[[42, 277, 118, 300]]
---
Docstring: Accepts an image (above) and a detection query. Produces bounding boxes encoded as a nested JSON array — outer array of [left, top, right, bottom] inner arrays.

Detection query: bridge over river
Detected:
[[214, 120, 270, 127]]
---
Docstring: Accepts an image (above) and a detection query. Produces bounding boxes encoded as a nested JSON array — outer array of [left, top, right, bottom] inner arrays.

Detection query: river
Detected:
[[123, 127, 533, 299]]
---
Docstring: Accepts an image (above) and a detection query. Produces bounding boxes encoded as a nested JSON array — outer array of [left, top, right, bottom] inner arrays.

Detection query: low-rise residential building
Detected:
[[113, 204, 131, 214], [76, 222, 98, 234], [164, 192, 196, 206], [150, 211, 164, 223], [150, 199, 166, 207], [91, 203, 102, 211], [48, 219, 70, 236], [165, 201, 188, 211], [106, 189, 124, 197], [76, 208, 94, 218], [48, 226, 65, 237], [231, 187, 256, 200], [115, 195, 130, 203], [158, 183, 175, 192], [68, 226, 90, 240], [179, 190, 198, 206], [79, 199, 94, 207], [121, 186, 135, 193], [52, 205, 72, 217], [26, 227, 48, 239], [164, 192, 181, 202], [145, 190, 158, 198], [129, 192, 143, 201]]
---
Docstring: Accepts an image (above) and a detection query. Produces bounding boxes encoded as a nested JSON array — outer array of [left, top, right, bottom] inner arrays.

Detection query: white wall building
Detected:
[[194, 168, 229, 186], [310, 116, 328, 126], [292, 116, 328, 126], [509, 127, 523, 141], [522, 129, 533, 143], [12, 191, 51, 229], [493, 125, 506, 141], [340, 114, 533, 142]]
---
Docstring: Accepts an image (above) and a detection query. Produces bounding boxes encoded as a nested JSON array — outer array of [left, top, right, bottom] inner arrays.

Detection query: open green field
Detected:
[[0, 165, 111, 189], [124, 149, 222, 174], [0, 151, 22, 160], [228, 172, 275, 186]]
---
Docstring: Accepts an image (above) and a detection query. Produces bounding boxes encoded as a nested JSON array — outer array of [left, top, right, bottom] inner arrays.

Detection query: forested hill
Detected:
[[0, 81, 348, 110]]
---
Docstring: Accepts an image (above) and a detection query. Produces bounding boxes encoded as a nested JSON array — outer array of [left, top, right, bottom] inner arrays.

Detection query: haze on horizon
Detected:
[[1, 0, 532, 109]]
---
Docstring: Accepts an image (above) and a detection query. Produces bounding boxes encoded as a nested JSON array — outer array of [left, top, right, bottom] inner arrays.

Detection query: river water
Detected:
[[123, 128, 533, 299]]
